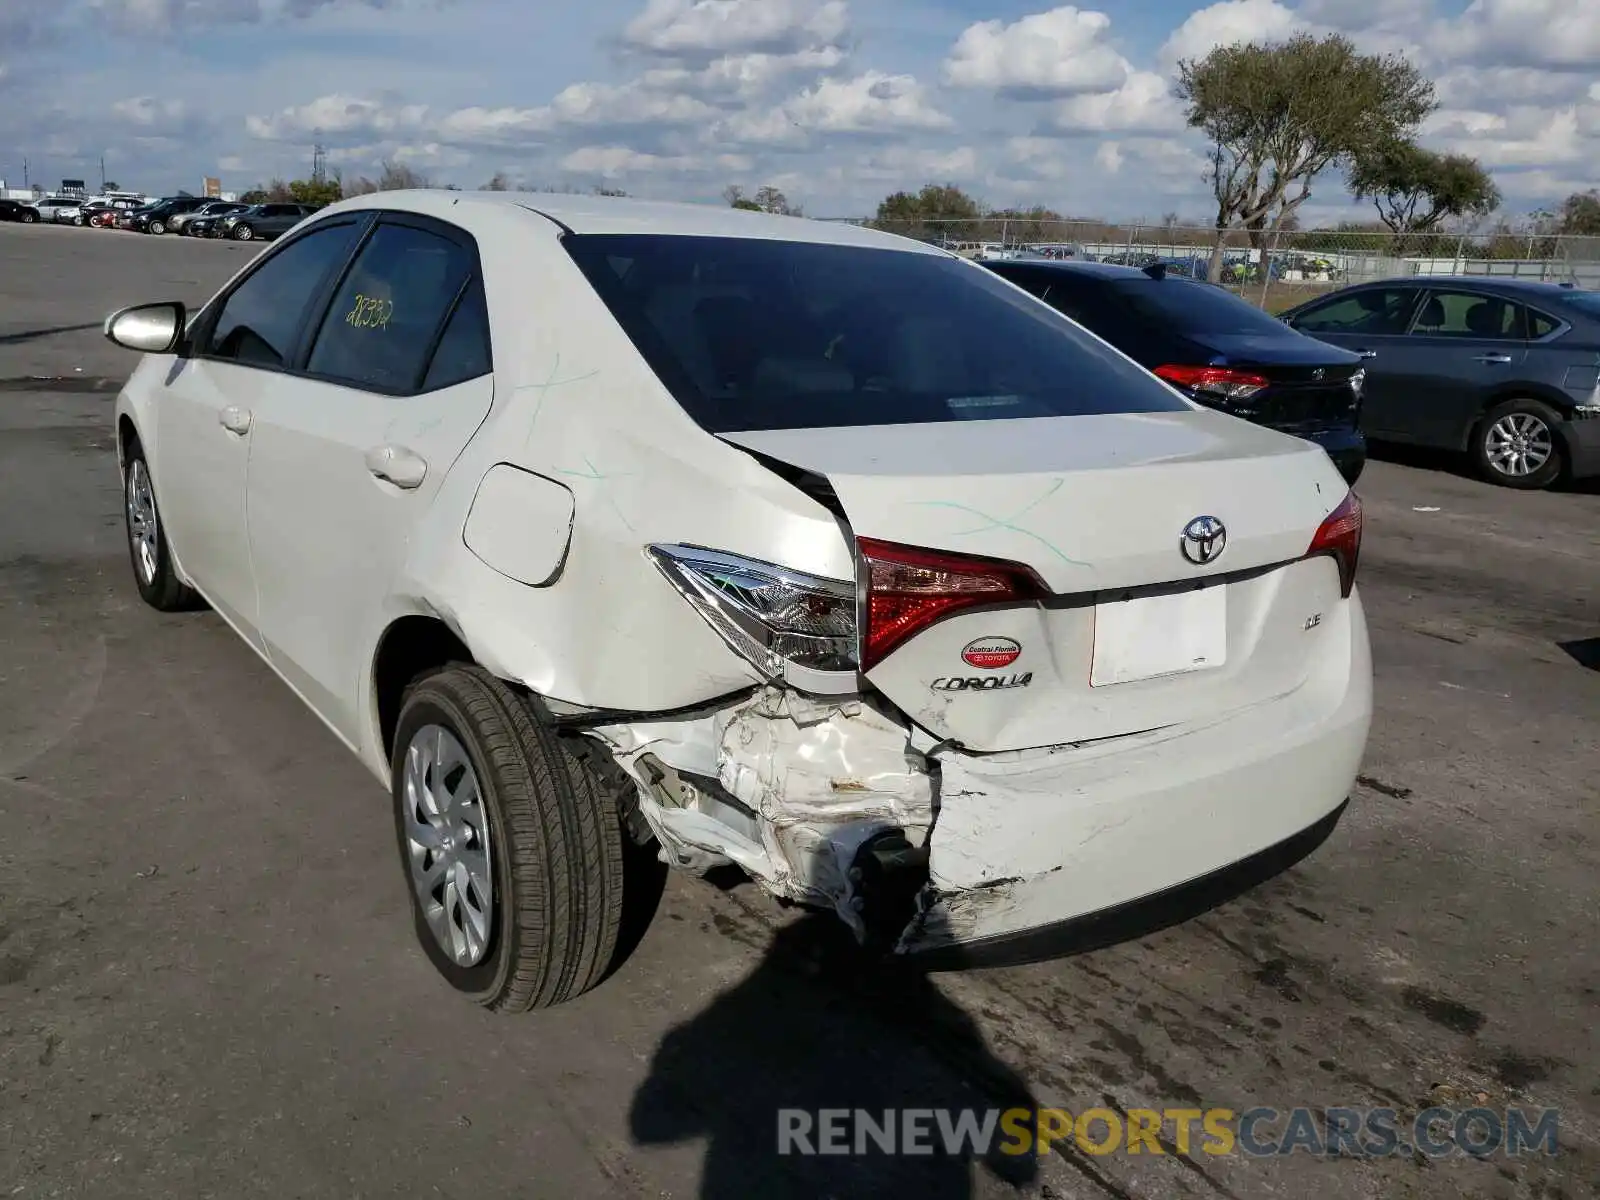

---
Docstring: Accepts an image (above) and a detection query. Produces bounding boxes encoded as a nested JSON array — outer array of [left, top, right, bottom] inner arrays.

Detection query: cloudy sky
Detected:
[[2, 0, 1596, 221]]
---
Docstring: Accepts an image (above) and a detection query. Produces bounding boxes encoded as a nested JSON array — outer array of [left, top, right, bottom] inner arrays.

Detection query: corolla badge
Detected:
[[1180, 515, 1227, 565]]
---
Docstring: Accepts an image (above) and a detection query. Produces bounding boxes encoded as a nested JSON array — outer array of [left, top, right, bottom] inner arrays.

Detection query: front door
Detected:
[[1287, 285, 1423, 436], [155, 218, 368, 641], [245, 215, 494, 747]]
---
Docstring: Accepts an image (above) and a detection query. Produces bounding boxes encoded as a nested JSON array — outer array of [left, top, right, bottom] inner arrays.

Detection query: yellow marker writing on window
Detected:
[[345, 293, 393, 331]]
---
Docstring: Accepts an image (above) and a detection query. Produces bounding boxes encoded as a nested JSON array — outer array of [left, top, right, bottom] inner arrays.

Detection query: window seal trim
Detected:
[[187, 213, 374, 373]]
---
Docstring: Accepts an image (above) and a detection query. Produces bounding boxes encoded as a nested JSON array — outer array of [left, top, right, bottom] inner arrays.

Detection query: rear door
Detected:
[[244, 212, 494, 745], [1286, 286, 1424, 436], [1375, 288, 1530, 447]]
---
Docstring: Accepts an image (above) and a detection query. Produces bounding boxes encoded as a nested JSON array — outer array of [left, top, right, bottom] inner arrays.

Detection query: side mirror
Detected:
[[104, 301, 187, 354]]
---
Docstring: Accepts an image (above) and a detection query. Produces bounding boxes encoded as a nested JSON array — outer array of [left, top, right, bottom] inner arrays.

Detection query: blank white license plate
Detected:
[[1090, 585, 1227, 687]]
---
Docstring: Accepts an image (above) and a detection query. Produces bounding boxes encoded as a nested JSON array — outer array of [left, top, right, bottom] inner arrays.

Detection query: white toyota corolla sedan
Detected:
[[106, 190, 1372, 1009]]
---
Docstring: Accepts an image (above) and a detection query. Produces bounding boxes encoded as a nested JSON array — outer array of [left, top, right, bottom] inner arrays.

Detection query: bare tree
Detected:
[[481, 172, 511, 191]]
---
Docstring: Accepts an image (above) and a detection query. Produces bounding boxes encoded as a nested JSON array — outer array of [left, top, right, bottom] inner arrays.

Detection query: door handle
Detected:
[[219, 405, 252, 434], [365, 444, 428, 490], [1475, 353, 1513, 364], [1354, 349, 1378, 359]]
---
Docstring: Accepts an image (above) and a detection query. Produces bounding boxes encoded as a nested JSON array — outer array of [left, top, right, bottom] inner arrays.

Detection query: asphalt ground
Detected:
[[1, 219, 1597, 1200]]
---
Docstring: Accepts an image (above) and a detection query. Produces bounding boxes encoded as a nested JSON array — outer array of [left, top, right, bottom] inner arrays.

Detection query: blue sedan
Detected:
[[1282, 278, 1600, 490]]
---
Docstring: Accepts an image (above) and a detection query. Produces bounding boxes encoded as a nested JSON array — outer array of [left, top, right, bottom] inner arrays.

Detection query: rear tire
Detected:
[[123, 442, 201, 611], [1473, 398, 1565, 490], [21, 209, 37, 224], [390, 666, 647, 1011]]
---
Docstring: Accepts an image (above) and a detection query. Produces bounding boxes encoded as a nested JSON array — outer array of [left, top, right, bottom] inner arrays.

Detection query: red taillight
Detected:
[[1154, 364, 1269, 399], [1307, 491, 1362, 597], [857, 537, 1047, 671]]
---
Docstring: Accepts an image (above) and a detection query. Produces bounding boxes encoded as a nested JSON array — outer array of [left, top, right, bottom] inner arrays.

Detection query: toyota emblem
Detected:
[[1181, 515, 1227, 565]]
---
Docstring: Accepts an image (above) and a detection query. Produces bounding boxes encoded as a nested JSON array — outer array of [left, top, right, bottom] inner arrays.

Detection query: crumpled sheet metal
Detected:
[[588, 687, 936, 935]]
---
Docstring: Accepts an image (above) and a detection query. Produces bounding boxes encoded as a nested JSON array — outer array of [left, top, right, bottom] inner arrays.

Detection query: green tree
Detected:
[[288, 176, 343, 207], [872, 183, 986, 243], [1176, 33, 1436, 280], [723, 184, 798, 214], [1349, 139, 1500, 252], [1558, 189, 1600, 236]]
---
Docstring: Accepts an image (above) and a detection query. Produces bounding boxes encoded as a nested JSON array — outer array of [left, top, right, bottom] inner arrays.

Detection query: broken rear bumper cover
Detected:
[[585, 594, 1372, 956]]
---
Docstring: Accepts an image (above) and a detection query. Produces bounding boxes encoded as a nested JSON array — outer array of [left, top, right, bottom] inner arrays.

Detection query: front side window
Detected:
[[563, 234, 1190, 432], [205, 221, 362, 369], [1411, 290, 1522, 339], [304, 221, 475, 392], [1293, 288, 1420, 336]]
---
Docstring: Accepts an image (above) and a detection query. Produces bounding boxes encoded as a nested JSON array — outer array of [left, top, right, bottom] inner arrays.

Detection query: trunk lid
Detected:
[[1186, 332, 1363, 430], [722, 410, 1352, 752]]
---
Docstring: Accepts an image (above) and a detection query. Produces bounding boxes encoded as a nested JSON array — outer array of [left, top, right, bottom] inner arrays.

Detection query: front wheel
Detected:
[[148, 219, 166, 235], [391, 666, 651, 1010], [1474, 398, 1565, 490], [123, 444, 201, 611], [231, 223, 254, 241]]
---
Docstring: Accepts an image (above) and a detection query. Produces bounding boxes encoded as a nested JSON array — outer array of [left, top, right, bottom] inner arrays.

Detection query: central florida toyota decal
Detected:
[[961, 637, 1021, 670]]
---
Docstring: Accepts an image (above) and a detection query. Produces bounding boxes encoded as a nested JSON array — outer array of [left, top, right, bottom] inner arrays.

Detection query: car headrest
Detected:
[[1419, 297, 1446, 327]]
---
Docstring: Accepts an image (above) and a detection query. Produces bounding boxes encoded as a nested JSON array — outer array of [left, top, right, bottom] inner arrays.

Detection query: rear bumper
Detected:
[[1301, 426, 1366, 484], [1558, 416, 1600, 480], [898, 592, 1372, 955]]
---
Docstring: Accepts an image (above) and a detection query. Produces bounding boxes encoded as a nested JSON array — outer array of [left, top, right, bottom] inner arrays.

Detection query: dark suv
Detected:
[[984, 259, 1368, 483]]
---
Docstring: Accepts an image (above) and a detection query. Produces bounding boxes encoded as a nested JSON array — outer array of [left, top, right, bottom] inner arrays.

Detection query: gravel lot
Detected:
[[2, 219, 1596, 1200]]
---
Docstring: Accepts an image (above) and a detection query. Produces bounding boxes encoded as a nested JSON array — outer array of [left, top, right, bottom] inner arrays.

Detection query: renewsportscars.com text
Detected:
[[777, 1106, 1560, 1160]]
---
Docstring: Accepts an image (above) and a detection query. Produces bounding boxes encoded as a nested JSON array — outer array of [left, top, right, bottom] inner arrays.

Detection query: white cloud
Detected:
[[1431, 0, 1600, 70], [621, 0, 848, 60], [943, 7, 1128, 98], [1046, 70, 1184, 135], [561, 144, 754, 177], [110, 96, 188, 128], [1423, 106, 1587, 169], [544, 79, 720, 128], [783, 71, 952, 134], [640, 45, 847, 98], [1158, 0, 1308, 64]]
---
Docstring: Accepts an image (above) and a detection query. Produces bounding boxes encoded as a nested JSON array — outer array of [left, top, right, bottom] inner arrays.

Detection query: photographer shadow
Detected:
[[629, 913, 1040, 1200]]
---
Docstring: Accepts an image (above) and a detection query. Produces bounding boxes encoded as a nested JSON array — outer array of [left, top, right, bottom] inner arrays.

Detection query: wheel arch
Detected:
[[1459, 382, 1575, 452], [371, 615, 477, 763]]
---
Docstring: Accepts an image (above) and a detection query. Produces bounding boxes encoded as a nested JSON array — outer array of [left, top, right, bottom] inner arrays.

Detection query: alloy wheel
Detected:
[[126, 459, 159, 586], [1485, 412, 1553, 478], [402, 724, 495, 967]]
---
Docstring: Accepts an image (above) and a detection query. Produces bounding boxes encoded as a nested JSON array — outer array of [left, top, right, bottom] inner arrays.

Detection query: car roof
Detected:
[[986, 258, 1174, 281], [316, 189, 944, 253], [1348, 275, 1589, 299]]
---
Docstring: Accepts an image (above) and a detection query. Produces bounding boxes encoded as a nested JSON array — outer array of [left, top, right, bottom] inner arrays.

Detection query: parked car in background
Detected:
[[0, 199, 40, 223], [172, 200, 248, 235], [81, 198, 143, 228], [102, 191, 1370, 1009], [29, 196, 85, 223], [1282, 278, 1600, 490], [126, 196, 216, 235], [984, 258, 1369, 483], [216, 202, 319, 241]]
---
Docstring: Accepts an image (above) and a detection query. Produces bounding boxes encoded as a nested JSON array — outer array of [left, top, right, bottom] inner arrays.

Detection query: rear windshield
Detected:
[[1111, 278, 1291, 336], [562, 234, 1189, 432]]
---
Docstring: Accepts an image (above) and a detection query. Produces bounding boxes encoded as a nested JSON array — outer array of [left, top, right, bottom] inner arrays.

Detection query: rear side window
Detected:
[[1293, 289, 1419, 336], [422, 276, 492, 392], [562, 234, 1189, 432], [1411, 290, 1521, 339], [205, 221, 363, 369], [305, 221, 475, 393], [1112, 278, 1291, 336]]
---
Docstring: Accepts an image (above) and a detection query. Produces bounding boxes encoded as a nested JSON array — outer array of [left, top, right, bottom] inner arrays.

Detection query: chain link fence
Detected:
[[833, 218, 1600, 312]]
